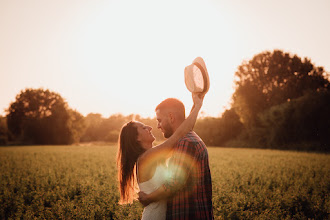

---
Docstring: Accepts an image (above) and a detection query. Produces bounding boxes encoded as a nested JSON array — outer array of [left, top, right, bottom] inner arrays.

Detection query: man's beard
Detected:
[[163, 125, 174, 139]]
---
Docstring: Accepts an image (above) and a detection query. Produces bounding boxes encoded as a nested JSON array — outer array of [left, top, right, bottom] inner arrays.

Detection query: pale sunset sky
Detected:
[[1, 0, 329, 118]]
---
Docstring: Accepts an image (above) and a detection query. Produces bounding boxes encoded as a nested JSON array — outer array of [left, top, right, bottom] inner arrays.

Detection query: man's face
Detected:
[[156, 109, 173, 138]]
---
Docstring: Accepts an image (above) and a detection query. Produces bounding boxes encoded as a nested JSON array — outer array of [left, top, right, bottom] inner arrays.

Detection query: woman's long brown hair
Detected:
[[117, 121, 146, 204]]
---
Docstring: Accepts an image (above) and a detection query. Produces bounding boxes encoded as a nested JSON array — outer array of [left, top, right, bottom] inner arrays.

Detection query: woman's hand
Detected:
[[138, 191, 151, 207], [192, 92, 204, 109]]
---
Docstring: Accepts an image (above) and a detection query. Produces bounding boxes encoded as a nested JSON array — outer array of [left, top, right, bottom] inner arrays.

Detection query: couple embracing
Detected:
[[117, 58, 213, 220]]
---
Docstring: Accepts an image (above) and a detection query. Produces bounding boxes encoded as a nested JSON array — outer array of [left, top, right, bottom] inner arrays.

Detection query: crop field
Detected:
[[0, 145, 329, 219]]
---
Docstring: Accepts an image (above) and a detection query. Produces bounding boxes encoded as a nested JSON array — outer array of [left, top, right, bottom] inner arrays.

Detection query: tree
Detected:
[[67, 109, 86, 143], [6, 88, 85, 145], [219, 108, 244, 144], [232, 50, 329, 128], [0, 116, 8, 145], [80, 113, 165, 143], [257, 89, 330, 151], [194, 117, 221, 146], [193, 109, 243, 146], [80, 113, 103, 142]]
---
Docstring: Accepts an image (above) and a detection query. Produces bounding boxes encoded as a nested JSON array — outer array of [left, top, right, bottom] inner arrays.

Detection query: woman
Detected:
[[117, 93, 203, 219]]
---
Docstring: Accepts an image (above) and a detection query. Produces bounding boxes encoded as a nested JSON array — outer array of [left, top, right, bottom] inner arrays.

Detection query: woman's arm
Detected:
[[140, 93, 204, 161]]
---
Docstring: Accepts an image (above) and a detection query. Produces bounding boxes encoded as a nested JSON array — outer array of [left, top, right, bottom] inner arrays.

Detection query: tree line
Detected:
[[1, 49, 329, 151]]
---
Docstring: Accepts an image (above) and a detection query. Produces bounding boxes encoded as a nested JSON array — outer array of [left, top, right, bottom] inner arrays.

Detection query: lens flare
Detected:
[[140, 146, 199, 194]]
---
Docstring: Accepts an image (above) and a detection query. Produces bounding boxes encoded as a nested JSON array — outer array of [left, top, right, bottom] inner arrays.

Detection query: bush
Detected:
[[254, 89, 330, 151]]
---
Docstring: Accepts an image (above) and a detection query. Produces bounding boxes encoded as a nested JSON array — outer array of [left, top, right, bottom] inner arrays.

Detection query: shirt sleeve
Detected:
[[163, 138, 197, 193]]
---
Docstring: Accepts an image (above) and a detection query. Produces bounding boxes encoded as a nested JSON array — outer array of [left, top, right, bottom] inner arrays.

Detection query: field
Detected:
[[0, 145, 329, 219]]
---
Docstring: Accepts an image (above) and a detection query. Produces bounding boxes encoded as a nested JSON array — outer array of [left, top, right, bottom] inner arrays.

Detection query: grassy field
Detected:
[[0, 145, 329, 219]]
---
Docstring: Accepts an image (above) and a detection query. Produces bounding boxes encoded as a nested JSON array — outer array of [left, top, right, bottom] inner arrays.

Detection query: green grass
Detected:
[[0, 145, 329, 219]]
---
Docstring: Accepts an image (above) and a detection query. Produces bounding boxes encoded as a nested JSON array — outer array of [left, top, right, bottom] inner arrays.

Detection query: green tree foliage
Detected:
[[233, 50, 329, 128], [194, 108, 243, 146], [257, 90, 330, 151], [231, 49, 330, 150], [6, 88, 85, 145], [80, 113, 128, 142], [81, 113, 106, 142], [80, 111, 241, 147], [0, 116, 8, 145], [68, 109, 86, 143], [80, 111, 242, 146], [80, 114, 164, 143], [194, 117, 221, 146]]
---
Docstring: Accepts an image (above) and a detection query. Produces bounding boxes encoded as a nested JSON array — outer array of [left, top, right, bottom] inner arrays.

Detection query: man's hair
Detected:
[[155, 98, 185, 119]]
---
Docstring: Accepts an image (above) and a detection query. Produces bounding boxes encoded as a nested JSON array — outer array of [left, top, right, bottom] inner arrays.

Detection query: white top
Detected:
[[138, 164, 167, 220]]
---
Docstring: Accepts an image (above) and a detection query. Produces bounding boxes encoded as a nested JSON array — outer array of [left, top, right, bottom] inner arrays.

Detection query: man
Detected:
[[139, 98, 213, 220]]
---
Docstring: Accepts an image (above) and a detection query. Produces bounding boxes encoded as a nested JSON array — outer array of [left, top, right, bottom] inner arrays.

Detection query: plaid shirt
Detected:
[[164, 131, 213, 220]]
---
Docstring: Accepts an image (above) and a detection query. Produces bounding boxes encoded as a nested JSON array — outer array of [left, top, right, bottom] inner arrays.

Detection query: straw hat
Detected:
[[184, 57, 210, 94]]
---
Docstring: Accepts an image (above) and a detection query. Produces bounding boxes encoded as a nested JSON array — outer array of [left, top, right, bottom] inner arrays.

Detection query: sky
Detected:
[[1, 0, 329, 118]]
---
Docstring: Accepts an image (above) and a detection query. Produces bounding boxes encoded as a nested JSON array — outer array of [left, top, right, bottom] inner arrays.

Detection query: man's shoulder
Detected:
[[178, 131, 205, 146], [181, 131, 202, 140]]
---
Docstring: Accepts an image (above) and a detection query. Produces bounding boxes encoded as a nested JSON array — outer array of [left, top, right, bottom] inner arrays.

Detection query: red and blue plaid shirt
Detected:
[[164, 131, 213, 220]]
